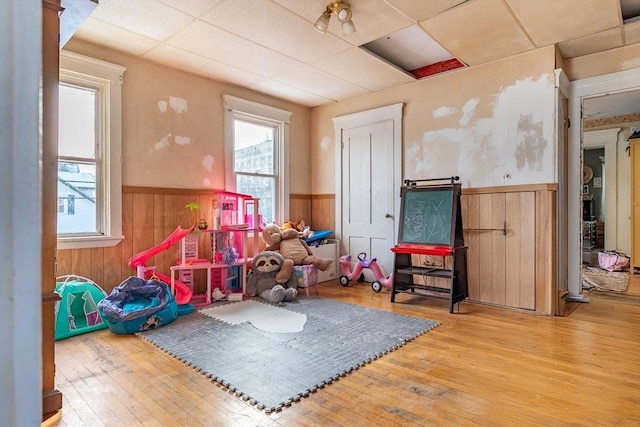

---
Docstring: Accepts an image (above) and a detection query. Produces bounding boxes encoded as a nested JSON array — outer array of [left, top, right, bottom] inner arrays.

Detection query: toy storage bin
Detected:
[[308, 239, 339, 283], [293, 265, 319, 296]]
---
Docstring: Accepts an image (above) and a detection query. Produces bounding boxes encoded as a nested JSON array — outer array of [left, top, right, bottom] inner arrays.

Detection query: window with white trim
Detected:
[[223, 95, 291, 225], [57, 51, 126, 249]]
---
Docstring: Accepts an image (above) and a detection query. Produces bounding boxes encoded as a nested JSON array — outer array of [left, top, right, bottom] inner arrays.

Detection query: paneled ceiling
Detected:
[[71, 0, 640, 108]]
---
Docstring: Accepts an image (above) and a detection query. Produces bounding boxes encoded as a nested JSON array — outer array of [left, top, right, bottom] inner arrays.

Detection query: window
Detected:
[[58, 84, 96, 232], [57, 51, 126, 249], [223, 95, 291, 225]]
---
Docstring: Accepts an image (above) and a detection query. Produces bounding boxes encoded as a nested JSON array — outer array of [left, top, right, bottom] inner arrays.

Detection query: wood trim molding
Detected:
[[123, 187, 331, 201], [290, 193, 312, 200], [42, 389, 63, 420], [462, 184, 557, 195], [123, 186, 219, 196], [584, 113, 640, 130], [42, 292, 61, 303], [42, 0, 63, 11], [535, 190, 557, 315]]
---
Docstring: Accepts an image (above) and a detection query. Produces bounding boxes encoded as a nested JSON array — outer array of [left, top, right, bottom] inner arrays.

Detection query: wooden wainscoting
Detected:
[[58, 188, 236, 295], [58, 186, 558, 314], [57, 188, 323, 296], [461, 184, 557, 315], [311, 194, 335, 232], [289, 193, 312, 225]]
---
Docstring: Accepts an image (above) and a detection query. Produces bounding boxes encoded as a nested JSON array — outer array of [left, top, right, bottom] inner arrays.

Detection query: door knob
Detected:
[[385, 213, 392, 218]]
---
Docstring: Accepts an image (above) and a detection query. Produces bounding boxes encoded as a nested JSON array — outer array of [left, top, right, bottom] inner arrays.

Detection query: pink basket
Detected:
[[597, 251, 630, 272]]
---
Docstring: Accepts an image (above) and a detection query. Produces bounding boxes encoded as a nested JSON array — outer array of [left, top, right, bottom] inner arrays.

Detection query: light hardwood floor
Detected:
[[45, 276, 640, 427]]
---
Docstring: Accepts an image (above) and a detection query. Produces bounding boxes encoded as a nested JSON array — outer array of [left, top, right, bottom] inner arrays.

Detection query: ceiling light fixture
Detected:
[[314, 0, 356, 36]]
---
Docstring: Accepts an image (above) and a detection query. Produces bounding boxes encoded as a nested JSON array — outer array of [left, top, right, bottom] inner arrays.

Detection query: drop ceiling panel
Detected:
[[558, 28, 623, 59], [363, 25, 454, 71], [312, 47, 415, 92], [331, 0, 415, 46], [274, 0, 414, 46], [505, 0, 621, 47], [272, 66, 369, 101], [157, 0, 220, 17], [385, 0, 468, 22], [144, 44, 265, 87], [89, 0, 194, 41], [272, 0, 337, 22], [421, 0, 533, 66], [75, 17, 159, 56], [70, 0, 637, 108], [249, 79, 334, 107], [166, 20, 304, 78], [199, 0, 352, 63]]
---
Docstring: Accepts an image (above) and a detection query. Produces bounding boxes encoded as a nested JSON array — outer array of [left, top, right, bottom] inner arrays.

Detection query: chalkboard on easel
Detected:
[[398, 179, 463, 248]]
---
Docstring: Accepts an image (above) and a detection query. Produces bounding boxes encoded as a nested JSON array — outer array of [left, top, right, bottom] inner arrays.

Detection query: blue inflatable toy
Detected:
[[98, 276, 178, 334]]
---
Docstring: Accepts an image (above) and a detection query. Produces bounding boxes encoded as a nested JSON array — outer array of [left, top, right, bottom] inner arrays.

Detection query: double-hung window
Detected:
[[57, 51, 126, 249], [223, 95, 291, 225]]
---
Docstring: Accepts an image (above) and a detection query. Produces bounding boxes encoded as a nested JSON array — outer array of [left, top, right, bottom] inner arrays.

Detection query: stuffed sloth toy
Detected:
[[262, 223, 333, 271], [246, 251, 297, 303]]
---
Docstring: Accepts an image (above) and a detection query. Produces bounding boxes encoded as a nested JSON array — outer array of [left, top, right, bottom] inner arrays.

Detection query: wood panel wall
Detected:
[[311, 194, 335, 232], [58, 188, 332, 295], [289, 193, 312, 225], [461, 184, 557, 315], [59, 188, 230, 294], [58, 186, 558, 314]]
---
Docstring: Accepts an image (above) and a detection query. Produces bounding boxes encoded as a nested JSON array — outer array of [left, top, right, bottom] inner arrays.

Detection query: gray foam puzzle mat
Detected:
[[136, 297, 439, 413]]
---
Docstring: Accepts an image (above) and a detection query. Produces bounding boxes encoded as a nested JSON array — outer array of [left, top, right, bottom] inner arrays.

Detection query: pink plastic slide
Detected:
[[128, 225, 195, 305]]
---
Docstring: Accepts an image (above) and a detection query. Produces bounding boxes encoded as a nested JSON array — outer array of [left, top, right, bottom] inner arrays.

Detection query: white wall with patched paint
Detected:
[[311, 46, 557, 194], [64, 38, 312, 193], [415, 75, 555, 188]]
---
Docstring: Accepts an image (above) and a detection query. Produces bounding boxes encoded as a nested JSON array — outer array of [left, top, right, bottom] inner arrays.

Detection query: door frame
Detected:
[[555, 69, 570, 298], [567, 68, 639, 301], [333, 103, 404, 250]]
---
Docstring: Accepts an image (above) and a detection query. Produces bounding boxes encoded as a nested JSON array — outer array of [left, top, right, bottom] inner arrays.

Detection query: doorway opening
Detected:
[[581, 147, 605, 266], [568, 69, 639, 300]]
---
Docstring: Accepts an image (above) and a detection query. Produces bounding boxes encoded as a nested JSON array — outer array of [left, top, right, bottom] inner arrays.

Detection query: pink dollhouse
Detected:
[[169, 190, 260, 305]]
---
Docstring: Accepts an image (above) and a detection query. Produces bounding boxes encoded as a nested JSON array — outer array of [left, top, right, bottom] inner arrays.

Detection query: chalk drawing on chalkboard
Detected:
[[400, 189, 453, 245]]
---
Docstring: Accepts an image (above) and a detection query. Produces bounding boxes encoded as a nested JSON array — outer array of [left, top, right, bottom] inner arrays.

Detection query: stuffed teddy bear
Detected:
[[262, 223, 333, 271], [282, 220, 313, 239], [246, 251, 297, 303]]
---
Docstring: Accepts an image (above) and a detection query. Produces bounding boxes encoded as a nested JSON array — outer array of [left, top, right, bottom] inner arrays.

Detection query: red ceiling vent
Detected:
[[411, 58, 465, 79]]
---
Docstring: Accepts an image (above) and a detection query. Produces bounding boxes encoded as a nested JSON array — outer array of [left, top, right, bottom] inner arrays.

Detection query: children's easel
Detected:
[[390, 176, 468, 313]]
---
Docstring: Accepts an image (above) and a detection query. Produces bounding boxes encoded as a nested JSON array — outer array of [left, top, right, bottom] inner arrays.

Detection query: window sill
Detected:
[[57, 235, 124, 250]]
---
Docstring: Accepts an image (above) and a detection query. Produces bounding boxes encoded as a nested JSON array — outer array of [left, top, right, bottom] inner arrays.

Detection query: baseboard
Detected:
[[556, 290, 569, 316], [42, 389, 62, 421]]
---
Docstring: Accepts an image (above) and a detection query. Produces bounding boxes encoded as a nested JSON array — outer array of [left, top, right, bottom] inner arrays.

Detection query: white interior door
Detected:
[[334, 103, 403, 281], [341, 121, 396, 280]]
